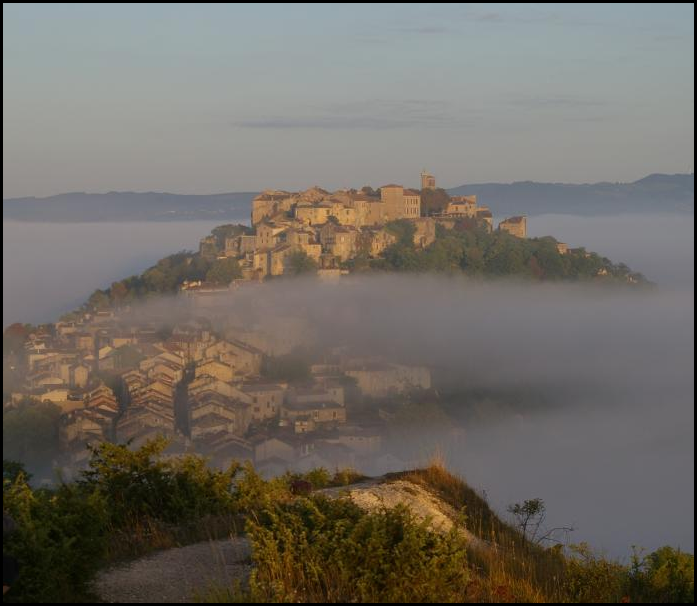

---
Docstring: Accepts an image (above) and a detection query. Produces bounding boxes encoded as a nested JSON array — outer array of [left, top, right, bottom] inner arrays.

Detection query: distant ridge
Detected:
[[446, 173, 693, 216], [3, 174, 692, 222], [2, 191, 257, 222]]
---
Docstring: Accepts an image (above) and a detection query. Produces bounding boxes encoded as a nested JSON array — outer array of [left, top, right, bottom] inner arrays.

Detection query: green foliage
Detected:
[[299, 467, 332, 489], [3, 399, 61, 473], [373, 222, 649, 284], [3, 474, 110, 603], [507, 498, 547, 543], [246, 495, 470, 603], [3, 459, 32, 483], [384, 219, 417, 246], [206, 257, 242, 284], [79, 437, 240, 526], [420, 187, 451, 216], [2, 446, 693, 604], [629, 546, 695, 603], [79, 250, 212, 313], [285, 250, 318, 276], [563, 543, 631, 603]]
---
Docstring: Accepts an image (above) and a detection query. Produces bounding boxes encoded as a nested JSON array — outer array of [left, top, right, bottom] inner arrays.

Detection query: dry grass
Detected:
[[106, 513, 246, 564], [394, 459, 567, 603]]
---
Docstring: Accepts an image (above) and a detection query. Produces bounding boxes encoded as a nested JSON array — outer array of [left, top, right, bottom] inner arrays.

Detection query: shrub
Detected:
[[629, 546, 695, 603], [246, 495, 470, 603], [79, 437, 240, 526], [3, 473, 109, 603], [563, 543, 630, 603]]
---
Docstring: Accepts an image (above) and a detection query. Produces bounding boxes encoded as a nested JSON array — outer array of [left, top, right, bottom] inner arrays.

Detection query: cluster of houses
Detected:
[[7, 305, 433, 476], [192, 172, 532, 283]]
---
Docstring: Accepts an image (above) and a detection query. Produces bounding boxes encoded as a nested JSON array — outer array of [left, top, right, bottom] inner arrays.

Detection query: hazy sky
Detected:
[[3, 3, 694, 197]]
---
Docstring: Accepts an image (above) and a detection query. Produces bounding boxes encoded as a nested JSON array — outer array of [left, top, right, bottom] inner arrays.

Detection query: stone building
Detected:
[[498, 216, 527, 238], [420, 171, 436, 190]]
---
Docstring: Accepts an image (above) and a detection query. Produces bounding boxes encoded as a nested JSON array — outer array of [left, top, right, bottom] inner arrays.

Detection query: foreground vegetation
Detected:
[[3, 440, 692, 603]]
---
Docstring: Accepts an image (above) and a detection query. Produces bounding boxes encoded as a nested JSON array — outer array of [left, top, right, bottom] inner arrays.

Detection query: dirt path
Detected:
[[92, 537, 251, 603]]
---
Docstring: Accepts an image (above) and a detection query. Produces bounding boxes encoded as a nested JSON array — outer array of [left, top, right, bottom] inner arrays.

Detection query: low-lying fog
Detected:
[[212, 275, 694, 558]]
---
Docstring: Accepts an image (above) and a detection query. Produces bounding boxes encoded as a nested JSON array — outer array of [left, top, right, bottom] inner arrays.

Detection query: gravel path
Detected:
[[92, 537, 252, 603]]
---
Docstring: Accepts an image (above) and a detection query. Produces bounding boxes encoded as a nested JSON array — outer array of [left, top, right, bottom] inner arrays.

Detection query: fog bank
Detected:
[[192, 275, 693, 557]]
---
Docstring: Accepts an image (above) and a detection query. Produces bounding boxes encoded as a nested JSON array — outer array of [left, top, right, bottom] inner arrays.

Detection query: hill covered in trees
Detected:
[[68, 218, 649, 318]]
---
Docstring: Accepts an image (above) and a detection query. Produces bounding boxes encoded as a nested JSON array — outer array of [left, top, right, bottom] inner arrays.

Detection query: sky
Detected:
[[3, 3, 694, 197]]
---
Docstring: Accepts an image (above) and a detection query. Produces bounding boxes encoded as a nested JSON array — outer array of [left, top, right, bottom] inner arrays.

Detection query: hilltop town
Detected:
[[4, 171, 649, 479], [192, 171, 536, 284]]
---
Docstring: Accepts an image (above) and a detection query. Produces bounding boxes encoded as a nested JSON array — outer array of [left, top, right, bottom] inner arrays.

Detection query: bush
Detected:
[[629, 546, 695, 603], [3, 473, 109, 603], [79, 437, 240, 526], [246, 495, 470, 603], [563, 543, 630, 603]]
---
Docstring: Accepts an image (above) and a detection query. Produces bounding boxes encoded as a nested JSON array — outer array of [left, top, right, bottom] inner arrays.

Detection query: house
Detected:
[[256, 222, 288, 249], [222, 340, 264, 377], [444, 196, 478, 217], [269, 243, 294, 276], [190, 392, 252, 437], [281, 401, 347, 426], [287, 384, 344, 407], [116, 403, 175, 443], [251, 430, 315, 465], [195, 360, 234, 382], [498, 216, 527, 238], [239, 383, 286, 422], [319, 224, 360, 262]]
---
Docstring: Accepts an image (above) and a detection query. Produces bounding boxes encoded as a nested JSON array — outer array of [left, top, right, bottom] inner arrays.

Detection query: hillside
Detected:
[[3, 444, 694, 603], [3, 174, 692, 223]]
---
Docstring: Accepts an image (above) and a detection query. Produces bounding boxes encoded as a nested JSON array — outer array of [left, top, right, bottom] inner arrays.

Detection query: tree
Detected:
[[385, 220, 417, 247], [87, 289, 110, 311], [211, 224, 252, 249], [507, 498, 574, 545], [508, 498, 546, 542], [2, 398, 62, 473], [286, 251, 318, 276], [420, 188, 451, 216], [205, 257, 242, 284], [109, 281, 129, 305]]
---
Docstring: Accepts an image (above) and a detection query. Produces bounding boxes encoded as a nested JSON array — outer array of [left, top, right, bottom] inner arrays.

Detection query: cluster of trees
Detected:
[[3, 398, 61, 475], [369, 220, 648, 283], [419, 187, 451, 216], [75, 225, 250, 315]]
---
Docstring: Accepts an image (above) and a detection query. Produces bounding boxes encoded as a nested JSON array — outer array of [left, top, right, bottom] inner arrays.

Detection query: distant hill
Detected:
[[3, 174, 693, 222], [447, 173, 694, 216], [2, 191, 257, 222]]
